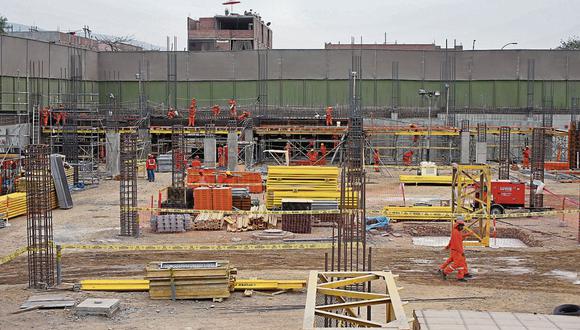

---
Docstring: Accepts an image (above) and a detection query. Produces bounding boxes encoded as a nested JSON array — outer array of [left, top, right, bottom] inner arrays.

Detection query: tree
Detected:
[[94, 35, 134, 52], [0, 16, 7, 34], [558, 35, 580, 50]]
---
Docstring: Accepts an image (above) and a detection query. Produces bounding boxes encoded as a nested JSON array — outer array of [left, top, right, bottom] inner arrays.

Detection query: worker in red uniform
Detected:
[[212, 105, 221, 118], [402, 150, 414, 166], [284, 142, 292, 159], [439, 218, 473, 282], [188, 98, 197, 127], [410, 124, 419, 143], [53, 111, 61, 126], [308, 149, 318, 165], [522, 146, 531, 169], [319, 143, 327, 165], [228, 99, 237, 119], [238, 111, 251, 121], [325, 106, 333, 126], [40, 106, 50, 126], [146, 154, 157, 182], [332, 134, 340, 149], [373, 148, 380, 172], [191, 155, 202, 169], [217, 146, 225, 168], [167, 107, 178, 120], [59, 111, 68, 125]]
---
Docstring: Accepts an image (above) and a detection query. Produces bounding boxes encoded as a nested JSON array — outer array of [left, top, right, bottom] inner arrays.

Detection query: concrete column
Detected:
[[203, 137, 216, 168], [227, 131, 238, 171], [243, 128, 254, 168], [475, 142, 487, 164], [105, 130, 120, 177], [460, 131, 470, 164]]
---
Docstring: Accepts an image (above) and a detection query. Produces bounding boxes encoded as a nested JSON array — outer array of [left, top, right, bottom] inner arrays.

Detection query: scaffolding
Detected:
[[119, 132, 139, 237], [25, 144, 55, 288]]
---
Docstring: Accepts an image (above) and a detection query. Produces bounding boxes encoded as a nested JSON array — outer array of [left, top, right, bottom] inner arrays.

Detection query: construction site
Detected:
[[0, 4, 579, 329]]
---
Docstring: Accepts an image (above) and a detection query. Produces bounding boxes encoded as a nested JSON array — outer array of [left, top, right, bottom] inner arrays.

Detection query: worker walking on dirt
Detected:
[[402, 150, 414, 166], [439, 218, 473, 282], [188, 98, 197, 127], [373, 148, 380, 172], [325, 106, 333, 126], [522, 146, 531, 169], [146, 154, 157, 182]]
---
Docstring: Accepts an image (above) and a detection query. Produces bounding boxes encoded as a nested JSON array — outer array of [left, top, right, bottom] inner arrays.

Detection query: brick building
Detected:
[[187, 11, 272, 51]]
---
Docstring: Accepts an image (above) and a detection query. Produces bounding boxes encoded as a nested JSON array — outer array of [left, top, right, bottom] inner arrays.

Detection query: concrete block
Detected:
[[75, 298, 120, 317]]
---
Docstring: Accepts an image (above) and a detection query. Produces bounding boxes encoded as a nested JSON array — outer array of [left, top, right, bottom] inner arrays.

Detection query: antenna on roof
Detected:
[[222, 1, 241, 15]]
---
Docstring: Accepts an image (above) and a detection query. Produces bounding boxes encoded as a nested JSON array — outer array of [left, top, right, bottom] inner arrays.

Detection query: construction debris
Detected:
[[192, 212, 224, 230], [226, 205, 277, 232], [75, 298, 120, 317], [20, 295, 75, 309]]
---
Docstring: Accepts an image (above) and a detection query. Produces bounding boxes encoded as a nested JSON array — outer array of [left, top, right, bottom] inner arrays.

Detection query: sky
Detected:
[[2, 0, 580, 50]]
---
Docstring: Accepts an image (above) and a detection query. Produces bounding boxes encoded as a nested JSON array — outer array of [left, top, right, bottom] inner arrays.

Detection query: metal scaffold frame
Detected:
[[303, 271, 410, 329], [119, 132, 139, 237], [451, 164, 491, 247], [25, 144, 55, 288]]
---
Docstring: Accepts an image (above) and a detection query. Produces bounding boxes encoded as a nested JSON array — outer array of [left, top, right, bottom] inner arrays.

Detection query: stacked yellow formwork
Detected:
[[266, 166, 341, 209]]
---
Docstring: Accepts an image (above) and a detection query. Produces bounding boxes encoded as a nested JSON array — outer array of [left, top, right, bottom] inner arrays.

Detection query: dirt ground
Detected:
[[0, 170, 579, 329]]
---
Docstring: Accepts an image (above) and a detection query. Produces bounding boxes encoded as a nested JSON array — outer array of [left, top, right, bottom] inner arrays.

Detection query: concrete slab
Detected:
[[21, 295, 76, 309], [75, 298, 120, 317], [415, 309, 580, 330]]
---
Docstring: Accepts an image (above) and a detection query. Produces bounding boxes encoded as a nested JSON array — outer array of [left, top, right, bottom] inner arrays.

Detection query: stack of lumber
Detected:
[[266, 166, 340, 209], [191, 212, 224, 230], [0, 192, 59, 219], [225, 205, 277, 232], [145, 260, 236, 300]]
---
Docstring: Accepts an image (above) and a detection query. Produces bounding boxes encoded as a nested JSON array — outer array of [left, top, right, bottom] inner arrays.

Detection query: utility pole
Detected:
[[418, 89, 440, 162]]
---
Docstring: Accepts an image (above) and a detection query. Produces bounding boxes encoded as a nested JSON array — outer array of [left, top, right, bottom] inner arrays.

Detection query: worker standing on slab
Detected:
[[146, 154, 157, 182], [522, 146, 531, 169], [212, 105, 221, 118], [439, 218, 473, 282], [191, 155, 202, 169], [217, 146, 225, 168], [229, 99, 237, 119], [308, 149, 318, 165], [285, 142, 292, 159], [403, 150, 414, 166], [40, 106, 50, 126], [188, 98, 197, 127], [238, 110, 250, 121], [325, 106, 333, 126], [373, 148, 380, 172], [319, 143, 327, 165], [167, 107, 177, 120]]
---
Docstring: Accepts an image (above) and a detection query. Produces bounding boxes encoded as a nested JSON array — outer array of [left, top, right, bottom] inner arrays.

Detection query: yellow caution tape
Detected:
[[0, 246, 28, 266], [59, 242, 334, 252], [131, 207, 342, 215], [380, 208, 579, 219]]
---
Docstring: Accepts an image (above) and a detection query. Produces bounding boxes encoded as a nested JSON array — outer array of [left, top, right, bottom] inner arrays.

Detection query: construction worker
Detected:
[[410, 124, 419, 143], [402, 150, 414, 166], [308, 148, 318, 165], [325, 106, 333, 126], [228, 99, 237, 119], [59, 111, 68, 125], [40, 106, 50, 127], [284, 142, 292, 159], [373, 148, 380, 172], [319, 143, 327, 165], [191, 155, 202, 169], [332, 134, 340, 149], [188, 98, 197, 127], [522, 146, 531, 169], [212, 105, 221, 118], [238, 110, 251, 121], [167, 107, 178, 120], [438, 218, 473, 282], [146, 154, 157, 182], [217, 145, 225, 168]]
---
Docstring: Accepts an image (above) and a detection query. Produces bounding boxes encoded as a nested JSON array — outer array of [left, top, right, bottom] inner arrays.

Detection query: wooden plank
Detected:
[[302, 271, 319, 330], [380, 271, 410, 328], [316, 298, 391, 311], [317, 287, 388, 300], [318, 273, 358, 318], [317, 274, 378, 289], [314, 310, 385, 328]]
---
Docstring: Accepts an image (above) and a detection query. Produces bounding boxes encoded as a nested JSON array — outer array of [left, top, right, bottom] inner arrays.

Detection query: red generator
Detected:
[[490, 181, 526, 214]]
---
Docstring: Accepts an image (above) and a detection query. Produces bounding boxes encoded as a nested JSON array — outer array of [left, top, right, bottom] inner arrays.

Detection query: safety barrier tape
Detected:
[[380, 208, 579, 219], [0, 243, 333, 266], [131, 207, 343, 215]]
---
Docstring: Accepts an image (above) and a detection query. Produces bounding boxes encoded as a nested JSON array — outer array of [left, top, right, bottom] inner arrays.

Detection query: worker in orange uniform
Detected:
[[319, 143, 327, 165], [191, 155, 202, 168], [212, 105, 221, 118], [146, 154, 157, 182], [402, 150, 414, 166], [217, 146, 225, 168], [40, 107, 50, 126], [59, 111, 68, 125], [373, 148, 380, 172], [438, 218, 473, 282], [228, 99, 237, 119], [522, 146, 531, 169], [188, 98, 197, 127], [167, 107, 178, 120], [308, 149, 318, 165], [238, 111, 251, 121], [325, 106, 333, 126]]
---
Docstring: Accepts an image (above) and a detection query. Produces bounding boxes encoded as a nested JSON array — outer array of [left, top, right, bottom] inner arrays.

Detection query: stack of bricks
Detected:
[[212, 187, 232, 211], [150, 214, 192, 233], [193, 187, 213, 210]]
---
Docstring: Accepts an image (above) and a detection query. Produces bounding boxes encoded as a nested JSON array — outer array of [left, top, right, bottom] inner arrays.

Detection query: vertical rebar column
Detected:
[[25, 144, 54, 288], [498, 127, 511, 180], [171, 125, 185, 190], [568, 121, 579, 170], [120, 132, 138, 237], [529, 128, 545, 209]]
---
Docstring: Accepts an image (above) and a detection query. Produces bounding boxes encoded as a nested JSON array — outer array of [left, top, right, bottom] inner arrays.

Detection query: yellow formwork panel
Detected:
[[382, 206, 454, 221], [399, 175, 453, 185], [80, 279, 150, 291]]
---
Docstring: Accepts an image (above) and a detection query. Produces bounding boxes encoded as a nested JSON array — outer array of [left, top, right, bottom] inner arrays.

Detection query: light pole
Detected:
[[501, 42, 518, 50], [418, 89, 440, 162]]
